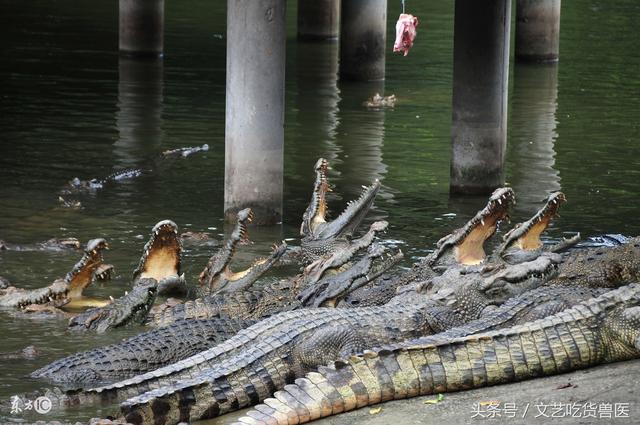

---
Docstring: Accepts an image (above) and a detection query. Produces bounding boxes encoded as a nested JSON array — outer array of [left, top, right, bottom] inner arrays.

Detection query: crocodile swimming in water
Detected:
[[0, 237, 81, 252], [236, 282, 640, 425], [60, 168, 147, 195], [0, 238, 109, 309], [161, 144, 209, 159], [66, 220, 184, 332]]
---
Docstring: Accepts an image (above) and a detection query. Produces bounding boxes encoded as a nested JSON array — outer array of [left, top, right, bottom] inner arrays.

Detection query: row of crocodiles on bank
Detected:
[[1, 158, 639, 425]]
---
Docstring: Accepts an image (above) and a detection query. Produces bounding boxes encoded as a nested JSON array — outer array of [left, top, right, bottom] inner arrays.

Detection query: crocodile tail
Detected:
[[234, 305, 603, 424]]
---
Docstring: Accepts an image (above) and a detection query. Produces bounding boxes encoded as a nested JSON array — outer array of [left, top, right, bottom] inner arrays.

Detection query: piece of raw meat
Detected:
[[393, 13, 419, 56]]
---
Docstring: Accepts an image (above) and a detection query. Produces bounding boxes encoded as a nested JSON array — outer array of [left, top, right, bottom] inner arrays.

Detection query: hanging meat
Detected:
[[393, 13, 419, 56]]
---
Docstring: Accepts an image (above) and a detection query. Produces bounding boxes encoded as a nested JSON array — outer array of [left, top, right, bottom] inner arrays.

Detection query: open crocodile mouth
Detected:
[[134, 220, 181, 283], [301, 158, 330, 236], [65, 238, 109, 298], [435, 187, 515, 266], [199, 208, 260, 288], [301, 157, 380, 241], [501, 191, 566, 251]]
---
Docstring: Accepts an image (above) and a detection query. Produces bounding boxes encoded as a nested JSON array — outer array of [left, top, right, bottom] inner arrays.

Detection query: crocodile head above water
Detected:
[[427, 187, 516, 270], [132, 220, 183, 294], [496, 191, 567, 263], [301, 158, 381, 261], [199, 208, 287, 295], [64, 238, 109, 300], [0, 238, 109, 309]]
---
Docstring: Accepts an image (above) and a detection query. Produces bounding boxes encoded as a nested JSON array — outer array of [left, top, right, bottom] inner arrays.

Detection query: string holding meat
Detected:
[[393, 13, 419, 56]]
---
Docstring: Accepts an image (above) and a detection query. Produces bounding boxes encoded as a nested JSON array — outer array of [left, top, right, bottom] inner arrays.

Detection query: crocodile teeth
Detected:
[[110, 296, 115, 301], [481, 219, 485, 226], [498, 199, 502, 205]]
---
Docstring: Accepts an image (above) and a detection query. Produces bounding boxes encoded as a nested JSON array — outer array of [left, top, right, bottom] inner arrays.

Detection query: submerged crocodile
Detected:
[[0, 237, 81, 252], [67, 220, 184, 332], [161, 144, 209, 159], [60, 168, 147, 195], [0, 238, 109, 309], [236, 282, 640, 424]]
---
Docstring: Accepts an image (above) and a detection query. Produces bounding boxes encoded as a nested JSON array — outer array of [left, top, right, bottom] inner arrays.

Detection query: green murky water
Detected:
[[0, 0, 638, 422]]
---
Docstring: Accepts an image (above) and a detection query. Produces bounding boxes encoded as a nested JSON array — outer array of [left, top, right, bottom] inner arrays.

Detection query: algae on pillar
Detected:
[[450, 0, 511, 194], [339, 0, 387, 81], [224, 0, 286, 225], [516, 0, 561, 62], [298, 0, 341, 40], [118, 0, 164, 57]]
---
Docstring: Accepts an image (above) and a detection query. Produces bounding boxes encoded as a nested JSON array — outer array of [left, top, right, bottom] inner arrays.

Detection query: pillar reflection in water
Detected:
[[291, 41, 340, 172], [333, 80, 390, 216], [115, 57, 164, 168], [508, 62, 561, 208]]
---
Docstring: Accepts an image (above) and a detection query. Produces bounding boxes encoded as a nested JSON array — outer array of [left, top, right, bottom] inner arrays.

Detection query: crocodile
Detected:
[[30, 316, 257, 385], [161, 144, 209, 159], [132, 219, 185, 296], [112, 255, 569, 424], [68, 278, 159, 333], [300, 158, 381, 263], [0, 237, 81, 251], [150, 220, 390, 327], [22, 256, 574, 391], [547, 236, 640, 288], [425, 187, 515, 272], [60, 168, 146, 195], [197, 208, 286, 297], [236, 282, 640, 425], [494, 191, 580, 264], [67, 221, 185, 332], [0, 238, 109, 309], [337, 188, 518, 309]]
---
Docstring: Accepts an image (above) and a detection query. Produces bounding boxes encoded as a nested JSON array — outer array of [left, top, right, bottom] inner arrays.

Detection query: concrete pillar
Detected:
[[119, 0, 164, 57], [339, 0, 387, 81], [224, 0, 286, 225], [509, 63, 561, 207], [450, 0, 511, 195], [298, 0, 340, 40], [515, 0, 561, 62], [115, 57, 164, 167]]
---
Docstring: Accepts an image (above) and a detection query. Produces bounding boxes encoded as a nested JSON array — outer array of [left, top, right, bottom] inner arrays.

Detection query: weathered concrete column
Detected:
[[298, 0, 340, 40], [339, 0, 387, 81], [515, 0, 561, 62], [119, 0, 164, 57], [225, 0, 286, 225], [450, 0, 511, 195]]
